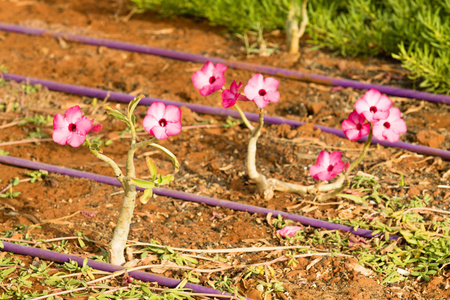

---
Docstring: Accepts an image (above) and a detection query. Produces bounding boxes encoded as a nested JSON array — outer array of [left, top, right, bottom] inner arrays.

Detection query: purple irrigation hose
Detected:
[[0, 241, 241, 300], [0, 155, 399, 240], [2, 73, 450, 160], [0, 22, 448, 104]]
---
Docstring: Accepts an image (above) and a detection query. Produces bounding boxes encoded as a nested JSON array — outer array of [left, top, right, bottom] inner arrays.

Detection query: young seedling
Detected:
[[52, 96, 182, 265]]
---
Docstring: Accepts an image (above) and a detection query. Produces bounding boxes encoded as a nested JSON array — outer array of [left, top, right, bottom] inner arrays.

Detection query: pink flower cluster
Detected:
[[342, 89, 407, 143], [53, 102, 182, 147], [192, 61, 280, 109], [310, 89, 407, 182]]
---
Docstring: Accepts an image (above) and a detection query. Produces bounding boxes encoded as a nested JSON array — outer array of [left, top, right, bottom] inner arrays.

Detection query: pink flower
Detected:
[[191, 61, 227, 97], [276, 226, 303, 238], [53, 105, 102, 147], [372, 107, 407, 142], [310, 151, 346, 181], [221, 80, 249, 108], [354, 89, 392, 123], [143, 102, 182, 140], [342, 110, 371, 141], [244, 74, 280, 108]]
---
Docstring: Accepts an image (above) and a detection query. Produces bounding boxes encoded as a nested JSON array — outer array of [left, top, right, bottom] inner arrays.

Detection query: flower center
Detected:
[[383, 122, 390, 129], [209, 76, 216, 84], [68, 123, 77, 132], [327, 165, 334, 172], [370, 106, 377, 113], [159, 118, 167, 127], [258, 89, 267, 96], [356, 123, 362, 130]]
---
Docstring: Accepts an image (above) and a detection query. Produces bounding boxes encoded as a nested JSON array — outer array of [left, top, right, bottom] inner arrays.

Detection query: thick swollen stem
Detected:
[[109, 180, 136, 266], [246, 110, 346, 200], [247, 109, 274, 198], [108, 137, 156, 265], [266, 175, 345, 196]]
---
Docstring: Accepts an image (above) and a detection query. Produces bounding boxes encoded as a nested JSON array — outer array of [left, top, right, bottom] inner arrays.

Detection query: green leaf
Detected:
[[128, 95, 144, 118], [131, 178, 155, 189], [78, 237, 86, 248], [149, 143, 179, 172], [2, 267, 16, 278], [159, 174, 174, 186], [140, 188, 153, 205], [145, 157, 158, 181], [107, 108, 130, 125]]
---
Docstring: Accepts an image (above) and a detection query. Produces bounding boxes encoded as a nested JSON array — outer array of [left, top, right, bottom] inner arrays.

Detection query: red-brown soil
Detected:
[[0, 1, 449, 299]]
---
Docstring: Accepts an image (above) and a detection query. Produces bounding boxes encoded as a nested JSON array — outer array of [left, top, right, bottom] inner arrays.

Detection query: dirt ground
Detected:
[[0, 0, 449, 299]]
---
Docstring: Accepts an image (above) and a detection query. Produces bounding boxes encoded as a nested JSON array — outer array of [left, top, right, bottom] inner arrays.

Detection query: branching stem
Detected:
[[246, 110, 346, 200]]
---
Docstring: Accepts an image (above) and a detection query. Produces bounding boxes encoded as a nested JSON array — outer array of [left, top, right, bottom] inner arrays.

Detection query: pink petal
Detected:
[[222, 89, 237, 108], [142, 115, 159, 134], [265, 90, 280, 103], [163, 105, 181, 123], [252, 95, 269, 108], [360, 123, 371, 136], [276, 226, 302, 238], [165, 121, 182, 137], [361, 89, 382, 106], [329, 151, 343, 165], [354, 99, 370, 115], [230, 81, 242, 93], [263, 77, 280, 91], [310, 165, 325, 180], [244, 74, 264, 100], [376, 94, 393, 111], [315, 151, 330, 167], [371, 110, 390, 122], [75, 116, 93, 135], [53, 113, 68, 130], [150, 125, 169, 140], [191, 71, 210, 91], [212, 63, 228, 77], [342, 118, 356, 132], [64, 106, 83, 124], [315, 170, 334, 181], [385, 130, 401, 143], [393, 119, 407, 135], [200, 61, 215, 75], [343, 128, 362, 141], [53, 128, 70, 145], [372, 124, 386, 141], [90, 124, 102, 133], [67, 132, 86, 147], [199, 85, 216, 97], [331, 161, 345, 176], [147, 102, 166, 120]]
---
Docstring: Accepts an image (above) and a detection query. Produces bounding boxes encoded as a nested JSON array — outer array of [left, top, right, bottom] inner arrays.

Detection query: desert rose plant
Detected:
[[53, 97, 181, 265], [192, 62, 407, 200]]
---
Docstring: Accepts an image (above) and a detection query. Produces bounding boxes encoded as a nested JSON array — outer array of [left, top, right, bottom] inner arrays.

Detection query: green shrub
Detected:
[[308, 0, 449, 94], [130, 0, 450, 94], [131, 0, 290, 33]]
